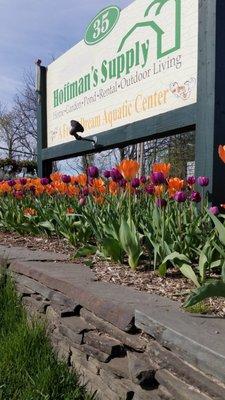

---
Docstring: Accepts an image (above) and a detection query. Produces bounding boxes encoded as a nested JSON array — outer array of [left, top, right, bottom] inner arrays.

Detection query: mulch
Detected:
[[0, 231, 224, 317]]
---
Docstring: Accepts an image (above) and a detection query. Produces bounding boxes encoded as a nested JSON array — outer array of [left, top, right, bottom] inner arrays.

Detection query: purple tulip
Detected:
[[110, 168, 123, 182], [29, 185, 36, 194], [187, 176, 196, 186], [79, 197, 86, 206], [88, 166, 99, 178], [13, 190, 23, 199], [209, 206, 219, 215], [82, 187, 89, 196], [156, 198, 167, 208], [131, 178, 140, 188], [140, 176, 147, 184], [174, 191, 187, 203], [61, 174, 71, 184], [190, 191, 201, 203], [119, 178, 127, 188], [197, 176, 209, 187], [19, 178, 27, 185], [103, 170, 111, 179], [7, 179, 16, 187], [145, 185, 154, 195], [151, 172, 165, 185], [40, 178, 49, 186]]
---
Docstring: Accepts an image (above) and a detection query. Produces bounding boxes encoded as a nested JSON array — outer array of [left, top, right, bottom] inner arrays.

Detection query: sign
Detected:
[[46, 0, 199, 148]]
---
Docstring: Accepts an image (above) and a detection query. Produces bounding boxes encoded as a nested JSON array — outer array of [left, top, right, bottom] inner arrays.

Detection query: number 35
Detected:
[[93, 12, 109, 39]]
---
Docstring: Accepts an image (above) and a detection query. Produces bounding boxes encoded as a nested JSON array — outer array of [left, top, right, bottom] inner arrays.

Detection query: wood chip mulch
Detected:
[[0, 231, 225, 317]]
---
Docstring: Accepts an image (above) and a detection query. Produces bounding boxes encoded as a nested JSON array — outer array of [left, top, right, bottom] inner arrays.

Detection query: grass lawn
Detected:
[[0, 269, 94, 400]]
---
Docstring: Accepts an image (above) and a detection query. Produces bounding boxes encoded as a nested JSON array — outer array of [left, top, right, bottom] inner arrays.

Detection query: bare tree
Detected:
[[0, 103, 22, 159], [13, 70, 37, 156]]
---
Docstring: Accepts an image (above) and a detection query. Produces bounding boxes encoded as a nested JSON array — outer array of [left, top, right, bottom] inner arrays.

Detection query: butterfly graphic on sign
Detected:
[[170, 78, 196, 101]]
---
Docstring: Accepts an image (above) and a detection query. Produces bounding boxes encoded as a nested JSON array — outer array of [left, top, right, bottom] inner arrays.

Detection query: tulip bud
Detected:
[[7, 179, 16, 187], [110, 168, 123, 182], [88, 166, 99, 178], [151, 172, 165, 185], [29, 185, 36, 194], [174, 191, 187, 203], [146, 185, 154, 195], [156, 198, 167, 208], [197, 176, 209, 187], [131, 178, 140, 188], [82, 187, 89, 196], [119, 179, 127, 188], [103, 170, 111, 179], [40, 178, 49, 186], [209, 206, 219, 215], [79, 197, 86, 206], [13, 190, 24, 200], [61, 174, 71, 184], [140, 176, 147, 184], [190, 191, 201, 203], [187, 176, 196, 186], [19, 178, 27, 185]]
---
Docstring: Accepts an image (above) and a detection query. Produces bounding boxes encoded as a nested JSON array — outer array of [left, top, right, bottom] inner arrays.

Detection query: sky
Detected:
[[0, 0, 132, 107]]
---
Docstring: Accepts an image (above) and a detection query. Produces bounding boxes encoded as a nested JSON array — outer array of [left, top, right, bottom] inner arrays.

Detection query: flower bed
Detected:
[[1, 151, 225, 309]]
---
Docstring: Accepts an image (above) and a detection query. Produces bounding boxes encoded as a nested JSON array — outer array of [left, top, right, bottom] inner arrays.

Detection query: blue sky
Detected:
[[0, 0, 132, 107]]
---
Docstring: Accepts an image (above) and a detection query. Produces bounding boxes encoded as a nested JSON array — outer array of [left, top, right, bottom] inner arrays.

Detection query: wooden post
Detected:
[[196, 0, 225, 205], [36, 62, 53, 178]]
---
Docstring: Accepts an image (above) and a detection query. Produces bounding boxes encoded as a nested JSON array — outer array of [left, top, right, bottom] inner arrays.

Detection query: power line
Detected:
[[0, 146, 37, 157]]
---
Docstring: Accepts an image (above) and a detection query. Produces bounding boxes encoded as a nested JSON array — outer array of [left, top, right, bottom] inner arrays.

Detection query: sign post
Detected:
[[196, 0, 225, 205], [36, 63, 53, 177]]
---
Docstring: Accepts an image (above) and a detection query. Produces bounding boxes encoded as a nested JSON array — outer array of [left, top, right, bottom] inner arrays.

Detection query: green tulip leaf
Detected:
[[208, 212, 225, 246], [161, 252, 191, 266], [101, 237, 123, 262], [184, 279, 225, 308], [74, 245, 97, 258], [180, 264, 200, 288], [119, 217, 142, 270], [198, 250, 208, 281], [158, 263, 167, 277], [38, 221, 55, 232]]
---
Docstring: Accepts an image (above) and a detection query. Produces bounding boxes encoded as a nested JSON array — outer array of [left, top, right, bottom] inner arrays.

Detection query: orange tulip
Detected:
[[168, 177, 184, 198], [24, 208, 37, 217], [91, 178, 106, 194], [53, 181, 67, 194], [218, 145, 225, 163], [66, 207, 75, 214], [0, 182, 11, 194], [94, 195, 105, 205], [153, 163, 171, 176], [117, 159, 140, 181], [74, 174, 87, 187], [168, 177, 184, 191], [67, 184, 80, 197], [45, 185, 55, 195], [109, 181, 120, 195], [50, 172, 62, 182], [154, 185, 164, 197]]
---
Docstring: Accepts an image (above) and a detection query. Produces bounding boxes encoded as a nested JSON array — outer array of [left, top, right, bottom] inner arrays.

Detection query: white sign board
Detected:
[[47, 0, 199, 147]]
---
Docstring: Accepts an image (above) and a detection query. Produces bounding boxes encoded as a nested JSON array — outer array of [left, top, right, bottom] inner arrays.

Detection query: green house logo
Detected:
[[85, 6, 121, 45], [118, 0, 181, 58]]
